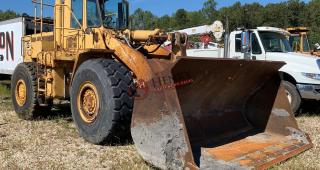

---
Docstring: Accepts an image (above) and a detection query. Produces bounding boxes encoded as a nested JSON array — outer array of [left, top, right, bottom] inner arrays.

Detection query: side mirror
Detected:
[[241, 31, 250, 53], [241, 31, 252, 60]]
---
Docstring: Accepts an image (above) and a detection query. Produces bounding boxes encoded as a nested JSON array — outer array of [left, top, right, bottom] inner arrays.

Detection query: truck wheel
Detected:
[[70, 59, 134, 144], [283, 81, 301, 115], [11, 63, 50, 120]]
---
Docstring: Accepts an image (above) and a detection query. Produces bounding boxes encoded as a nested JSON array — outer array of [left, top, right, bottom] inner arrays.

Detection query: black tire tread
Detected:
[[12, 62, 52, 120], [72, 58, 135, 144], [99, 59, 134, 141], [283, 81, 301, 115]]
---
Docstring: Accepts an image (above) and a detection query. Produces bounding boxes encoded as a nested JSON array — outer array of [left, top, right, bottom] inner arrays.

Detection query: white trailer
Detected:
[[0, 17, 53, 75], [0, 18, 24, 75]]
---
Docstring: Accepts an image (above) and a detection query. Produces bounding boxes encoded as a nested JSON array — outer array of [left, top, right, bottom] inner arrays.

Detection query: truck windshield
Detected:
[[259, 31, 292, 53]]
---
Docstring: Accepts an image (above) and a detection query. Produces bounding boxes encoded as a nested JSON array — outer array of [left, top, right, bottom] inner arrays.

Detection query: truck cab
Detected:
[[229, 27, 320, 113]]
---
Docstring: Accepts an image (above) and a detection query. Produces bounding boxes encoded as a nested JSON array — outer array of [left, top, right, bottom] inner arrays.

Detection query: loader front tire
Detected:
[[283, 81, 301, 115], [70, 59, 134, 144], [11, 63, 49, 120]]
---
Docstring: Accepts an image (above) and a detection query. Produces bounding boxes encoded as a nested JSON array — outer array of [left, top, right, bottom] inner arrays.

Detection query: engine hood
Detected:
[[266, 52, 320, 73]]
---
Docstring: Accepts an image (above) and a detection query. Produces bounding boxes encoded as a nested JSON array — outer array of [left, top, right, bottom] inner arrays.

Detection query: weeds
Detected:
[[0, 84, 10, 98]]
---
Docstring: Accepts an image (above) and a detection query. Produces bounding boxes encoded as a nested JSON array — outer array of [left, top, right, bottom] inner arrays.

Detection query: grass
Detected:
[[0, 83, 10, 98], [0, 88, 319, 169], [271, 114, 320, 170]]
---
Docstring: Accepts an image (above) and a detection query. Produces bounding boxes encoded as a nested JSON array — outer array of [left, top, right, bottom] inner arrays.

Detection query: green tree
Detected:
[[173, 9, 189, 30], [305, 0, 320, 45], [218, 2, 244, 30], [130, 8, 158, 29], [157, 15, 173, 31], [202, 0, 218, 24], [242, 3, 264, 28], [0, 10, 19, 21], [286, 0, 306, 27], [187, 11, 206, 27]]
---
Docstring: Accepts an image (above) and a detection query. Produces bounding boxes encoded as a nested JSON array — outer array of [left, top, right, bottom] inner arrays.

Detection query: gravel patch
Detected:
[[0, 108, 151, 170]]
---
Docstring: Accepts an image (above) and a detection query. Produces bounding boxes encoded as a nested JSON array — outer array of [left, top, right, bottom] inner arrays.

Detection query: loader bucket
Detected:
[[131, 57, 312, 170]]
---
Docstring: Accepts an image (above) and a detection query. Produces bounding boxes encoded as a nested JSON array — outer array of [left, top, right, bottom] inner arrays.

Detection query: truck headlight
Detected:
[[302, 72, 320, 80]]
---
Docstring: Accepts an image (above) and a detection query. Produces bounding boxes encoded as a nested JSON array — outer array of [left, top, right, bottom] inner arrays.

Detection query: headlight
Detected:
[[302, 72, 320, 80]]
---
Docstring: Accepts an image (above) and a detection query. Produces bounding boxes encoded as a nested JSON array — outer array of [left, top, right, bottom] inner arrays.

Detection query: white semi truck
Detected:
[[0, 17, 52, 76], [186, 25, 320, 114]]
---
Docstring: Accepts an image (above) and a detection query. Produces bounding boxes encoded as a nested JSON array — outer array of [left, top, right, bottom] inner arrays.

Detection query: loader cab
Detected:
[[80, 0, 129, 29], [54, 0, 129, 50], [287, 27, 311, 54], [68, 0, 129, 29]]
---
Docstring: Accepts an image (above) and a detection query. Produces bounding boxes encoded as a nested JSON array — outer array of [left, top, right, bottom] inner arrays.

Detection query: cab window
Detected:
[[252, 33, 262, 54], [71, 0, 83, 28], [289, 35, 300, 52], [103, 0, 129, 29], [303, 35, 310, 52], [235, 33, 241, 52], [235, 33, 262, 54], [87, 0, 101, 27]]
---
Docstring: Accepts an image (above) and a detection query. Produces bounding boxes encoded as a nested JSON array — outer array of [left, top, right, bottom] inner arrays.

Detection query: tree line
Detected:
[[130, 0, 320, 45], [0, 10, 19, 22], [0, 1, 319, 45]]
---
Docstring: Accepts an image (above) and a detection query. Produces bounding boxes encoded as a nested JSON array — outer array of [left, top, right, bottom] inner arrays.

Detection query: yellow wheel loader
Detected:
[[11, 0, 312, 169], [287, 27, 320, 57]]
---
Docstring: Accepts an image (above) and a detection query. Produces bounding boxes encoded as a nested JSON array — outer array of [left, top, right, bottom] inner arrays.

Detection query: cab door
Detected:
[[62, 0, 85, 52], [229, 31, 244, 59], [250, 32, 266, 61], [230, 31, 266, 60]]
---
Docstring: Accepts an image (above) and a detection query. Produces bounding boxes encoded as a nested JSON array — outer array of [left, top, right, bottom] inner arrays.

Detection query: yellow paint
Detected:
[[77, 81, 99, 124], [22, 0, 186, 104], [15, 79, 27, 107]]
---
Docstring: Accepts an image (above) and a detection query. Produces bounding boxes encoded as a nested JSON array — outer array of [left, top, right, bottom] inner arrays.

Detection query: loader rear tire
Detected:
[[11, 62, 51, 120], [283, 81, 301, 115], [70, 59, 134, 144]]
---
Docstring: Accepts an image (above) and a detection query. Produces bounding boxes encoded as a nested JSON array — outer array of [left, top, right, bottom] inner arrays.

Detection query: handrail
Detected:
[[31, 0, 85, 50], [32, 0, 54, 7]]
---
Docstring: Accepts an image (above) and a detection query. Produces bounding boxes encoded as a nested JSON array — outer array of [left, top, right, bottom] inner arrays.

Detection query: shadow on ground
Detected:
[[299, 100, 320, 116], [35, 103, 134, 146], [38, 103, 73, 121]]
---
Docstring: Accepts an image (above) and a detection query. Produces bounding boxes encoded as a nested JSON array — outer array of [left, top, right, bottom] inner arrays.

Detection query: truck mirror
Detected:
[[241, 31, 250, 53]]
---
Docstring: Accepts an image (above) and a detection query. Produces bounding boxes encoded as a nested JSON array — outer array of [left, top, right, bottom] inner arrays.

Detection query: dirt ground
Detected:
[[0, 87, 319, 169]]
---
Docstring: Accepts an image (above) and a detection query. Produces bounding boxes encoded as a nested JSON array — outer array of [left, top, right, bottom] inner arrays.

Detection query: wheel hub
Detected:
[[15, 80, 27, 106], [78, 82, 99, 124]]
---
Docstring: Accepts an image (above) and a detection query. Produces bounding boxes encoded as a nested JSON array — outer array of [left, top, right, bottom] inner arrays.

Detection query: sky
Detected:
[[0, 0, 310, 17]]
